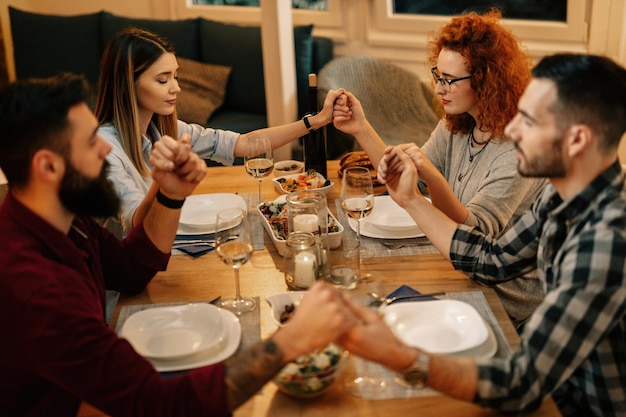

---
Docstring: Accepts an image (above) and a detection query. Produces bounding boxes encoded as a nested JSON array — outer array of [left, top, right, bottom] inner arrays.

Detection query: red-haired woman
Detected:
[[334, 9, 547, 328]]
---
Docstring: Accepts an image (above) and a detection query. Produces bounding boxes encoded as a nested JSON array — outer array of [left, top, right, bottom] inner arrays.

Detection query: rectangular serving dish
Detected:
[[257, 201, 344, 257]]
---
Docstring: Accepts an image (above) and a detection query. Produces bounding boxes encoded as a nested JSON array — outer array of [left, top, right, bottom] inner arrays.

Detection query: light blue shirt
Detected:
[[100, 120, 240, 237]]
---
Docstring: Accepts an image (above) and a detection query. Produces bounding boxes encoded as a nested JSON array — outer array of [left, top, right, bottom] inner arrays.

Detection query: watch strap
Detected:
[[303, 113, 316, 133], [156, 189, 186, 209]]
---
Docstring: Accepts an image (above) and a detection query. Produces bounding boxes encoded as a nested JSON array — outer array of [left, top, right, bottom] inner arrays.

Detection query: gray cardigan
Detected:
[[422, 121, 548, 326], [422, 121, 547, 236]]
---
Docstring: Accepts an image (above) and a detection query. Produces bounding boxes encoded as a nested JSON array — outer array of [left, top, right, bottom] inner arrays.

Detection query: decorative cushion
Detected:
[[199, 19, 313, 115], [100, 12, 201, 61], [176, 57, 231, 125], [9, 7, 102, 85]]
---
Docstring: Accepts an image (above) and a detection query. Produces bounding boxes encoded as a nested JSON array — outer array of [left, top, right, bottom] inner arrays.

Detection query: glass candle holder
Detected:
[[284, 232, 318, 290], [286, 190, 330, 279]]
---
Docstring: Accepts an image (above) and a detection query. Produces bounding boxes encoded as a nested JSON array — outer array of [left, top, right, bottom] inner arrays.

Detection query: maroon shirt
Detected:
[[0, 193, 229, 416]]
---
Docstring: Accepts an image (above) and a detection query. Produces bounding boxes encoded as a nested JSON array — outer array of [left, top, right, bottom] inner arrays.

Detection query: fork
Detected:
[[172, 240, 216, 249], [381, 239, 407, 249], [172, 235, 237, 249]]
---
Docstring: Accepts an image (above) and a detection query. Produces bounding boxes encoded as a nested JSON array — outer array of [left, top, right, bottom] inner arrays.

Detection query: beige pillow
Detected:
[[176, 57, 231, 125]]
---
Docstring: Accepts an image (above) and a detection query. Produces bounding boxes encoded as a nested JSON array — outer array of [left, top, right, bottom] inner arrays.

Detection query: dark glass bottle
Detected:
[[302, 73, 327, 178]]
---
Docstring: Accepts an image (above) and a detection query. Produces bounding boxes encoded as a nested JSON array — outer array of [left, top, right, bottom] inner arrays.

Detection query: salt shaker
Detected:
[[284, 232, 318, 290]]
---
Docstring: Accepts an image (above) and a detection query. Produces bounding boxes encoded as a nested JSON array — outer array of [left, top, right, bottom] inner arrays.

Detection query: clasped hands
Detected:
[[276, 281, 412, 372], [149, 134, 206, 200]]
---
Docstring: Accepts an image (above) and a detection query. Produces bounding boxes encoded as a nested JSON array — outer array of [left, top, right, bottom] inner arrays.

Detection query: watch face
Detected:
[[402, 352, 429, 388], [403, 368, 426, 387]]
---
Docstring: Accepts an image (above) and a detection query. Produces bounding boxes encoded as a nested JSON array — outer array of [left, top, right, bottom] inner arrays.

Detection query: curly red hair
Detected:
[[428, 9, 531, 140]]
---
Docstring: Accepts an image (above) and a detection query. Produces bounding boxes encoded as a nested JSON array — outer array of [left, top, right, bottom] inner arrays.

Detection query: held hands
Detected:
[[332, 90, 368, 136], [378, 145, 424, 207], [277, 282, 411, 371], [276, 282, 358, 363], [317, 88, 347, 125], [149, 134, 206, 200], [338, 296, 414, 371], [397, 143, 439, 184]]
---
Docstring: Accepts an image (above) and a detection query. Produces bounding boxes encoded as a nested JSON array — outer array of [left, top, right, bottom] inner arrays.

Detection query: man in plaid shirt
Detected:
[[339, 53, 626, 416]]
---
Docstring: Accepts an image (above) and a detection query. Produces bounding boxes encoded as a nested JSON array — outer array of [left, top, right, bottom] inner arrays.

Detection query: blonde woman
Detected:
[[96, 27, 342, 236]]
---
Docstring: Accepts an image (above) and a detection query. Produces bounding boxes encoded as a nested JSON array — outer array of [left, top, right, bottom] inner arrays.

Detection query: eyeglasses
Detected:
[[431, 67, 472, 91]]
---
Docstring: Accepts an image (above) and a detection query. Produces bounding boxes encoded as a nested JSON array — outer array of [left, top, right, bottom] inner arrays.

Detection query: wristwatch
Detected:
[[402, 350, 430, 388], [302, 113, 316, 132]]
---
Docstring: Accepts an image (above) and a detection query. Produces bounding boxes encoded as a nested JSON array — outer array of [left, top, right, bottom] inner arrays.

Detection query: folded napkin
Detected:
[[176, 245, 215, 258], [387, 284, 441, 302], [174, 232, 215, 242], [173, 233, 217, 258]]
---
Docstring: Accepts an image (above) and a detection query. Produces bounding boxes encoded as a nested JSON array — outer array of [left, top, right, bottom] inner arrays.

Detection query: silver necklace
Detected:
[[457, 131, 490, 182]]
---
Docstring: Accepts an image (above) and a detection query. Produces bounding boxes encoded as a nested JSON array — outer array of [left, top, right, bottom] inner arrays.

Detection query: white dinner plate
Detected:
[[178, 193, 246, 233], [120, 303, 226, 361], [363, 195, 420, 231], [447, 319, 497, 359], [383, 299, 489, 354], [348, 217, 425, 239], [147, 308, 241, 372]]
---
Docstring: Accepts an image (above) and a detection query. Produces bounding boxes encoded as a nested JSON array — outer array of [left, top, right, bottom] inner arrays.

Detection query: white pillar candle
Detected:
[[293, 214, 318, 233], [294, 251, 317, 288]]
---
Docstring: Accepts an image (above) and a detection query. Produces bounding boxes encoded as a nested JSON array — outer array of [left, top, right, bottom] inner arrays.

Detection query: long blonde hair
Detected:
[[95, 27, 178, 176]]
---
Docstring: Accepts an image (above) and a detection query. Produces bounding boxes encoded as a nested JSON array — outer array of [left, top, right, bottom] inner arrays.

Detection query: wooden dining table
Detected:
[[78, 160, 561, 417]]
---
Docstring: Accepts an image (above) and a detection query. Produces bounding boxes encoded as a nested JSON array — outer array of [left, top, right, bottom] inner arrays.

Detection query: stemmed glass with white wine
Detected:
[[215, 207, 256, 315], [340, 166, 374, 264], [244, 136, 273, 205]]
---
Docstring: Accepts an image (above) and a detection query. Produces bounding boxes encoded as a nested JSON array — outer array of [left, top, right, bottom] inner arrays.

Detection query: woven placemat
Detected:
[[115, 298, 261, 374], [335, 200, 440, 258], [240, 193, 265, 251], [350, 290, 512, 400], [173, 193, 265, 257]]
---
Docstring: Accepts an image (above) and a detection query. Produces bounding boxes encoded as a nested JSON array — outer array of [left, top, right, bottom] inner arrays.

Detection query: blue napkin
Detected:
[[174, 233, 217, 258], [174, 232, 216, 241], [176, 245, 215, 258], [386, 284, 440, 303]]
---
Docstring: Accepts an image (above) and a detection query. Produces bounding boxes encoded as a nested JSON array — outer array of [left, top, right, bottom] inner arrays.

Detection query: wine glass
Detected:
[[340, 166, 374, 265], [244, 136, 273, 205], [215, 207, 256, 315], [344, 272, 389, 398]]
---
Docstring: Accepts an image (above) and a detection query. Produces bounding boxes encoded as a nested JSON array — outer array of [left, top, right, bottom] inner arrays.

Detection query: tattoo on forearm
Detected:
[[225, 338, 285, 411]]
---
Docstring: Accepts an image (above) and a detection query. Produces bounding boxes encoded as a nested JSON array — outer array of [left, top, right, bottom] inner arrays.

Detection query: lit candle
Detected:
[[294, 251, 317, 288], [330, 265, 356, 287], [293, 214, 318, 233]]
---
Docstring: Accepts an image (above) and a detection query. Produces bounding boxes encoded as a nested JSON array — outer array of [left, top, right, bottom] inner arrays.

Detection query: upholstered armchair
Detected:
[[318, 55, 439, 159]]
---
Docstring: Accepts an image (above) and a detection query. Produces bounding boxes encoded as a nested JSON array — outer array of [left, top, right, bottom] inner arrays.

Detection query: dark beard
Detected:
[[58, 160, 120, 218], [517, 137, 567, 178]]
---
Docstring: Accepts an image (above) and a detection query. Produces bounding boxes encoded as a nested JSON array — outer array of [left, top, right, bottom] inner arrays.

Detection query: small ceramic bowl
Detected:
[[272, 171, 334, 196], [265, 291, 307, 327], [273, 160, 304, 177], [273, 344, 349, 398]]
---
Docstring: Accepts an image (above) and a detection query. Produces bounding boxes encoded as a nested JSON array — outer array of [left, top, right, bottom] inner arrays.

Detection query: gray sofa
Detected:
[[8, 7, 334, 134]]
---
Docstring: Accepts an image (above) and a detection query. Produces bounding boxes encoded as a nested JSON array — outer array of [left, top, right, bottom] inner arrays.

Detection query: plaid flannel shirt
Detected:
[[449, 161, 626, 417]]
